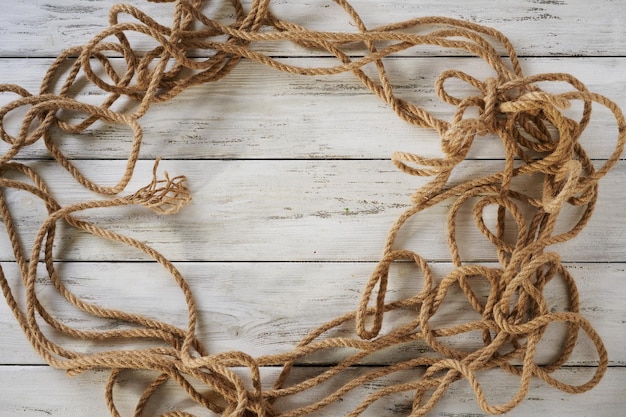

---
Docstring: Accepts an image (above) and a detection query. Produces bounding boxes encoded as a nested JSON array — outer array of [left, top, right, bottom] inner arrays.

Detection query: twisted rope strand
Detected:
[[0, 0, 624, 416]]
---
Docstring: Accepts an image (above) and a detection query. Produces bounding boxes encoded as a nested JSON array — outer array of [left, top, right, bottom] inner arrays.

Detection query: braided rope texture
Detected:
[[1, 0, 624, 416]]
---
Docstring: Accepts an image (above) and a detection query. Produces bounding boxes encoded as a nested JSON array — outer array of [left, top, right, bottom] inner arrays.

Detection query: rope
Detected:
[[0, 0, 623, 415]]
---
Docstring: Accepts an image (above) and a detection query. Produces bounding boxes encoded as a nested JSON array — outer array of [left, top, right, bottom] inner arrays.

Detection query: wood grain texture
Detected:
[[0, 0, 624, 416], [1, 366, 624, 417], [1, 160, 624, 262], [1, 262, 624, 366], [2, 0, 626, 57], [1, 57, 625, 160]]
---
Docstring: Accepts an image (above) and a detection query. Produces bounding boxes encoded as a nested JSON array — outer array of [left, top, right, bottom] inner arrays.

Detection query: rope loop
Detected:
[[0, 1, 623, 416]]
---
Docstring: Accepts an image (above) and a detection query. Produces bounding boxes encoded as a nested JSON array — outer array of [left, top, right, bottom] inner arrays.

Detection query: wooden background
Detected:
[[0, 0, 625, 416]]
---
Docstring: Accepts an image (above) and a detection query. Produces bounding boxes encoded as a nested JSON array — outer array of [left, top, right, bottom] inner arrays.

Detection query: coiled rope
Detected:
[[0, 0, 624, 416]]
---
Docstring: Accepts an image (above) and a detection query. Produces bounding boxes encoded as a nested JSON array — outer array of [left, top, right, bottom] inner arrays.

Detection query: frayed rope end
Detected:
[[130, 159, 192, 215]]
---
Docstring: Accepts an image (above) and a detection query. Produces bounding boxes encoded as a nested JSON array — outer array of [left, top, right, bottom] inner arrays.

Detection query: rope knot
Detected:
[[480, 77, 500, 131], [436, 71, 512, 136], [541, 159, 582, 213], [440, 118, 481, 157], [499, 90, 571, 115]]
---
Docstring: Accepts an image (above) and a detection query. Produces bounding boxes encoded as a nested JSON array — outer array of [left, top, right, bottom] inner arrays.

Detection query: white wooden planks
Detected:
[[2, 0, 626, 57], [1, 366, 625, 417], [1, 57, 625, 160], [0, 160, 624, 262], [1, 262, 624, 366], [0, 0, 624, 416]]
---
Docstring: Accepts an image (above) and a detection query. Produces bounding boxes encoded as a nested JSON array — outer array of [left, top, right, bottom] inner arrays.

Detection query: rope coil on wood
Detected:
[[0, 0, 624, 415]]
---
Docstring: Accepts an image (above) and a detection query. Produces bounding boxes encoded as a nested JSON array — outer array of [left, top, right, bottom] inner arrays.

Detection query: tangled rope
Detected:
[[1, 0, 624, 415]]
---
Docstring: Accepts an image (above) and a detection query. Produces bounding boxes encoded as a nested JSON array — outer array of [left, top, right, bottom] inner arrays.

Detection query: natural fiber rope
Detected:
[[0, 0, 624, 415]]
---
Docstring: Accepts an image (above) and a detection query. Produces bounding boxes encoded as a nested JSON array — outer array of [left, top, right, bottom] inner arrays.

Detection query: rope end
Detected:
[[132, 159, 192, 215]]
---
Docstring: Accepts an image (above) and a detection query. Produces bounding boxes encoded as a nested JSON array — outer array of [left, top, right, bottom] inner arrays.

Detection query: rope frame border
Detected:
[[0, 1, 624, 416]]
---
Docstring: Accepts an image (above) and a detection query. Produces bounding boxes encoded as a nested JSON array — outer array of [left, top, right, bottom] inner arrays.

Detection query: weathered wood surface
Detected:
[[2, 0, 626, 57], [1, 262, 624, 366], [1, 57, 625, 160], [0, 1, 624, 416], [0, 160, 624, 262], [2, 366, 625, 417]]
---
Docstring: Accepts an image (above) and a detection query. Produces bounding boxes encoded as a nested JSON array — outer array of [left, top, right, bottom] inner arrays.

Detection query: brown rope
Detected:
[[0, 0, 624, 415]]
